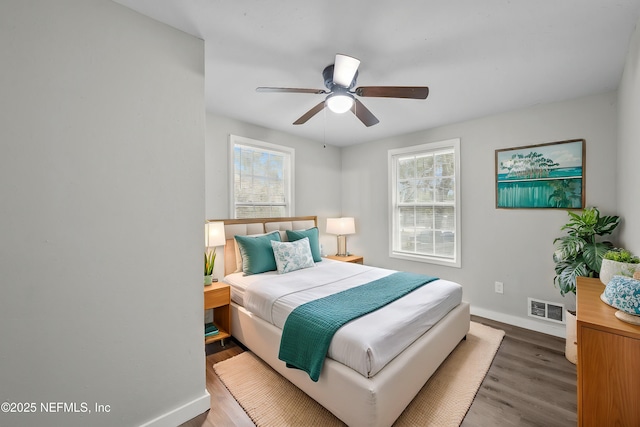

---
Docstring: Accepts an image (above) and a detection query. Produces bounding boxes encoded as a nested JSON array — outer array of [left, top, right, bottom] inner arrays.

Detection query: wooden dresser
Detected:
[[576, 276, 640, 426]]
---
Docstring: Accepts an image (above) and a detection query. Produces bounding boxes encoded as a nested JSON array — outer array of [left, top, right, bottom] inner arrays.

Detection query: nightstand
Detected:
[[325, 254, 364, 264], [204, 282, 231, 345]]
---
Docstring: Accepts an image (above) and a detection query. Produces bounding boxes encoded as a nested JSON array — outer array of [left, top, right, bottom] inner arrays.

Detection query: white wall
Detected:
[[0, 1, 208, 426], [341, 92, 618, 335], [617, 17, 640, 253], [205, 113, 343, 261]]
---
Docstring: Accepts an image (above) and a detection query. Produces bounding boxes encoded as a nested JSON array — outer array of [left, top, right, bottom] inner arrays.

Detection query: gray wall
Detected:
[[0, 1, 208, 426], [617, 16, 640, 254], [205, 113, 343, 262], [341, 92, 618, 335]]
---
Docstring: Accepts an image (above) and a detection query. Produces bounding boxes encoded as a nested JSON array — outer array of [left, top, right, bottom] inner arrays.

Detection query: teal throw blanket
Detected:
[[278, 271, 438, 381]]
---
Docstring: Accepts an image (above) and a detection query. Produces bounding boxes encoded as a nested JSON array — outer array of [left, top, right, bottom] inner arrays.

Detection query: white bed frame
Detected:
[[215, 216, 470, 427]]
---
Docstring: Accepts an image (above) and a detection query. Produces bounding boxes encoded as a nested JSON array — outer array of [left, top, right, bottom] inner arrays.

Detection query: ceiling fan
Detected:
[[256, 54, 429, 127]]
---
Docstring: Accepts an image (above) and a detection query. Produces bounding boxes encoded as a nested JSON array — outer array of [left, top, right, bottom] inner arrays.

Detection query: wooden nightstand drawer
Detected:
[[325, 255, 364, 264], [204, 283, 230, 309]]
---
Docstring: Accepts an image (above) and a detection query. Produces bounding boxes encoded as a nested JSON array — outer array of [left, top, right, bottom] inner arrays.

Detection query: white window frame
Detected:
[[388, 138, 461, 268], [229, 134, 294, 219]]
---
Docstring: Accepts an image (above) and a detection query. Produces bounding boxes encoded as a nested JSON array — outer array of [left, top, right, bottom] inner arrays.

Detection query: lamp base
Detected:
[[336, 235, 348, 257]]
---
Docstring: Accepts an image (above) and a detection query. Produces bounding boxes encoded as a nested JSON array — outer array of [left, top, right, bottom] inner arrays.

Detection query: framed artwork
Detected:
[[495, 139, 585, 209]]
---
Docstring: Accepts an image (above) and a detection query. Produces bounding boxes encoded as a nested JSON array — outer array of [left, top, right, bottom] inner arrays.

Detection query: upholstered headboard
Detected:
[[207, 216, 317, 276]]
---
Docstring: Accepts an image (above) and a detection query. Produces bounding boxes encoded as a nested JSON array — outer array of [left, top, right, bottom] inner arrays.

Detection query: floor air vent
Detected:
[[528, 298, 564, 323]]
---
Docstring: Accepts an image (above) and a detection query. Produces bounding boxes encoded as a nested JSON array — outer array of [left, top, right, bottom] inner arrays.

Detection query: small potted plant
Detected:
[[204, 250, 216, 285], [600, 248, 640, 285]]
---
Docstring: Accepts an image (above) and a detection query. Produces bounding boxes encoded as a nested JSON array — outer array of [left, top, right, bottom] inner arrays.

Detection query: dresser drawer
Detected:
[[204, 284, 230, 309]]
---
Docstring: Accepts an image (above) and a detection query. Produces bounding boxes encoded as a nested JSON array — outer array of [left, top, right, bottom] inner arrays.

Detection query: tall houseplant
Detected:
[[552, 207, 619, 364], [553, 207, 620, 296]]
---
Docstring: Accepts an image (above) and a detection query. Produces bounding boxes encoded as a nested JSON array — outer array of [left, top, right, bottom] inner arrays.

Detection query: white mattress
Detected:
[[225, 259, 462, 377]]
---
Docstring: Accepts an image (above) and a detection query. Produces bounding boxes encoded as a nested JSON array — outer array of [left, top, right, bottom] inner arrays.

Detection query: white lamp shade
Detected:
[[326, 217, 356, 235], [333, 54, 361, 87], [326, 93, 354, 114], [205, 221, 226, 247]]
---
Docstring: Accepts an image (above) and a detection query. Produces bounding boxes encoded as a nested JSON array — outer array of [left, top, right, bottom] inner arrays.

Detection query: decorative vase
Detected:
[[565, 309, 577, 365], [204, 275, 213, 286], [600, 259, 640, 285]]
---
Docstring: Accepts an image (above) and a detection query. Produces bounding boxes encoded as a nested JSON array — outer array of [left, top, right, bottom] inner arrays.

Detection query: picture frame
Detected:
[[495, 139, 585, 209]]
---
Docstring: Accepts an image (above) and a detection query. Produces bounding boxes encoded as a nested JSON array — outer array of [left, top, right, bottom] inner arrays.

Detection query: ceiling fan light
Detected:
[[326, 94, 354, 114]]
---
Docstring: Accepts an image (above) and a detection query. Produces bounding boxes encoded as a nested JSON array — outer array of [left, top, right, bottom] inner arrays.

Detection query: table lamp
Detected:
[[326, 217, 355, 257], [205, 221, 226, 284]]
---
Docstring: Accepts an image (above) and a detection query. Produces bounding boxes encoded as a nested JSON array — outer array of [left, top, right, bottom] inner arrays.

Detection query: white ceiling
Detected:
[[114, 0, 640, 147]]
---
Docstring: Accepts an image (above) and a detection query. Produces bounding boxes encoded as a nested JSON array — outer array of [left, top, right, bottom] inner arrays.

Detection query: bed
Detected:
[[216, 216, 470, 427]]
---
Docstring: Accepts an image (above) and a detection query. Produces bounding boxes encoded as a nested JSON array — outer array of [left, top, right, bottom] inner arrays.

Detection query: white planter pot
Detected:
[[600, 259, 640, 285], [565, 310, 577, 365]]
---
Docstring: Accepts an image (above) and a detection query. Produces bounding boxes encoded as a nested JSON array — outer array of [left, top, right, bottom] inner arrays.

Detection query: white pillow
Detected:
[[270, 237, 315, 274]]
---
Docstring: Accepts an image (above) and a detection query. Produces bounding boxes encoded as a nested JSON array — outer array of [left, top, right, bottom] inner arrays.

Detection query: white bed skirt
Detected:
[[230, 301, 470, 427]]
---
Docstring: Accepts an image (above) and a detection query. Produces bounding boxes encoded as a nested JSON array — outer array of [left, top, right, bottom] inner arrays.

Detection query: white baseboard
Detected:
[[471, 306, 566, 338], [139, 390, 210, 427]]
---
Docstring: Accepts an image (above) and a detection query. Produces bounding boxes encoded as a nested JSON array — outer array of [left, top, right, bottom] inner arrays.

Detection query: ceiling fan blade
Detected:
[[256, 87, 327, 94], [355, 86, 429, 99], [293, 101, 326, 125], [333, 54, 361, 87], [351, 99, 379, 127]]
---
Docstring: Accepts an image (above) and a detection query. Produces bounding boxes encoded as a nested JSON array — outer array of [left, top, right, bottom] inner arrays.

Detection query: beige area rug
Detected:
[[213, 321, 505, 426]]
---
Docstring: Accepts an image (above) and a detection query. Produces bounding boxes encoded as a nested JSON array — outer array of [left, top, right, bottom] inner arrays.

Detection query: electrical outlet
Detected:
[[494, 281, 504, 294]]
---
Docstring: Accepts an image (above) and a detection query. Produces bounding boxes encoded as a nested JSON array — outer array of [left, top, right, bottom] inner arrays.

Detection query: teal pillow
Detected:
[[287, 227, 322, 262], [235, 231, 281, 275]]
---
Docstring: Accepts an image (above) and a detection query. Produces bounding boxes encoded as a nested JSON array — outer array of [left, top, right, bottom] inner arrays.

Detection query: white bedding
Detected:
[[224, 258, 462, 377]]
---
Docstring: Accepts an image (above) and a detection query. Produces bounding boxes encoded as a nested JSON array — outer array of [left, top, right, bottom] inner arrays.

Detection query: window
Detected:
[[229, 135, 294, 219], [388, 138, 461, 267]]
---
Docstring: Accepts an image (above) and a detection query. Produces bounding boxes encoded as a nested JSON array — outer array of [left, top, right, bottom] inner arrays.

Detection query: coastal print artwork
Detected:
[[496, 139, 585, 209]]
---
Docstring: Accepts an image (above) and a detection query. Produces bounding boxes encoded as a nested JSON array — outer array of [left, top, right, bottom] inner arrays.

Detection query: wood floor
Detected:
[[180, 316, 577, 427]]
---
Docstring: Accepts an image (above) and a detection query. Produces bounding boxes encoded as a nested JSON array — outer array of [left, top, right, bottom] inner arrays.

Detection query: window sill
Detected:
[[390, 251, 461, 268]]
